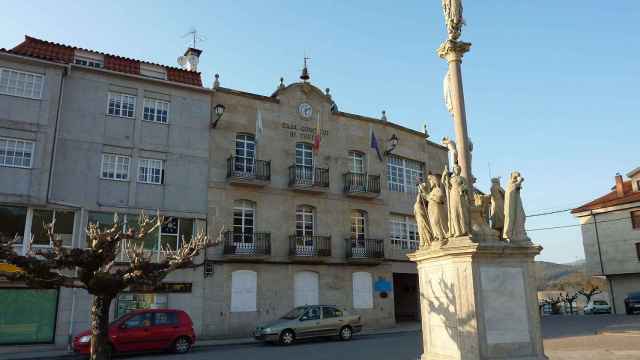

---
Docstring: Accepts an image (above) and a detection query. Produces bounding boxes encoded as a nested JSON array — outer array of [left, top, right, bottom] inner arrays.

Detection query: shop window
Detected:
[[231, 270, 257, 312], [0, 205, 27, 243], [116, 293, 167, 319], [32, 209, 74, 247]]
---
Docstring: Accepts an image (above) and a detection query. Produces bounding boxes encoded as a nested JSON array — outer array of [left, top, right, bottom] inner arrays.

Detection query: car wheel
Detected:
[[279, 329, 295, 346], [339, 326, 353, 341], [172, 336, 192, 354]]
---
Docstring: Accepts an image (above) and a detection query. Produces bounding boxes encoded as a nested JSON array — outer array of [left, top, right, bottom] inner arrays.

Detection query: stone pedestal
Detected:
[[408, 240, 547, 360]]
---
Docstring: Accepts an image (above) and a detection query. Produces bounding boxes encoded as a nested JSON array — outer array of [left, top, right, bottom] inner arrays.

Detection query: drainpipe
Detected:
[[591, 210, 616, 313]]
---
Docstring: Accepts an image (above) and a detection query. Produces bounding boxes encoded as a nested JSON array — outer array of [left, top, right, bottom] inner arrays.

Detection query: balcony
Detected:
[[227, 156, 271, 186], [343, 173, 381, 198], [345, 238, 384, 263], [223, 231, 271, 259], [289, 235, 332, 259], [288, 165, 329, 192]]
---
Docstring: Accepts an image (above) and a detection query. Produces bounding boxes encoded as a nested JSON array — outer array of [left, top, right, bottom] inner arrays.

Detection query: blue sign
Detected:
[[374, 277, 392, 293]]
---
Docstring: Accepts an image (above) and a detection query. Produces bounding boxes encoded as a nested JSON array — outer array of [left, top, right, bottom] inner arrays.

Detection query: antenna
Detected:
[[182, 28, 205, 48]]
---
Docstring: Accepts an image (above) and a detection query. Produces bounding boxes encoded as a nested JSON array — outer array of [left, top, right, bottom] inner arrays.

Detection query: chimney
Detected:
[[177, 48, 202, 72], [615, 173, 625, 197]]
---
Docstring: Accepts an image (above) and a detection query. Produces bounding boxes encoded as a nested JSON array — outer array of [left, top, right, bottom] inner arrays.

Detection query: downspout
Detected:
[[591, 210, 615, 313]]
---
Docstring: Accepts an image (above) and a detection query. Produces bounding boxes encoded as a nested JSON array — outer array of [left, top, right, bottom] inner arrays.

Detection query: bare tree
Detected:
[[543, 296, 563, 315], [561, 292, 579, 315], [578, 285, 603, 306], [0, 212, 218, 360]]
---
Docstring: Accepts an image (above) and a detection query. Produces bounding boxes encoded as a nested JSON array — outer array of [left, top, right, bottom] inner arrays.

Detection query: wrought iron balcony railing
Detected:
[[288, 234, 331, 257], [345, 238, 384, 259], [288, 165, 329, 188], [227, 156, 271, 182], [223, 231, 271, 256], [343, 173, 381, 195]]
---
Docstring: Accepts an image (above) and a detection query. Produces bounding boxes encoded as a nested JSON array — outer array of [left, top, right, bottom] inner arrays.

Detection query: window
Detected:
[[143, 98, 169, 123], [234, 134, 256, 174], [233, 200, 255, 245], [154, 312, 177, 325], [303, 306, 321, 320], [0, 205, 27, 243], [295, 143, 313, 168], [352, 272, 373, 309], [390, 214, 419, 250], [231, 270, 257, 312], [632, 211, 640, 230], [160, 217, 193, 251], [351, 210, 367, 256], [100, 154, 130, 181], [32, 209, 74, 247], [296, 205, 315, 240], [125, 313, 153, 328], [349, 151, 365, 174], [74, 57, 103, 68], [294, 271, 319, 307], [107, 92, 136, 118], [0, 68, 44, 99], [138, 158, 163, 184], [140, 64, 167, 80], [322, 306, 343, 319], [0, 137, 35, 168], [387, 155, 424, 193]]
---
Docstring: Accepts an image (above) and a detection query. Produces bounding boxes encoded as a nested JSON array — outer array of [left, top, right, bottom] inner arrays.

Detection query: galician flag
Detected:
[[255, 109, 263, 143], [313, 111, 321, 152]]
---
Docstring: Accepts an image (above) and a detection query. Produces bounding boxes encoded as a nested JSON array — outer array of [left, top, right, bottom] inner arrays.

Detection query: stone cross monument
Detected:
[[408, 2, 548, 359]]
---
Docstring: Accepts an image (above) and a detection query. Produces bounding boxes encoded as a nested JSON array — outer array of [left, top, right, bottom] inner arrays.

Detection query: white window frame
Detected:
[[233, 200, 256, 245], [389, 214, 419, 250], [0, 137, 35, 169], [30, 209, 75, 248], [100, 154, 130, 181], [74, 57, 103, 68], [349, 151, 365, 174], [295, 142, 313, 168], [107, 92, 136, 118], [143, 98, 170, 124], [0, 68, 44, 99], [234, 134, 256, 174], [387, 155, 424, 193], [138, 158, 164, 184]]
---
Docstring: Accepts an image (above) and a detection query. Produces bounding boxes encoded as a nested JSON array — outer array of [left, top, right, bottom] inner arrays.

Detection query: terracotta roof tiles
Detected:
[[572, 181, 640, 213]]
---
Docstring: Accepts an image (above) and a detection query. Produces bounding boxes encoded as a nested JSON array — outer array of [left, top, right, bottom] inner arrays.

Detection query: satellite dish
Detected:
[[177, 56, 187, 67], [187, 54, 199, 66]]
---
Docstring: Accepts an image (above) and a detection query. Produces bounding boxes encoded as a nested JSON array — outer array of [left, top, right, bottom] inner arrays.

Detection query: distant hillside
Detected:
[[535, 260, 605, 291]]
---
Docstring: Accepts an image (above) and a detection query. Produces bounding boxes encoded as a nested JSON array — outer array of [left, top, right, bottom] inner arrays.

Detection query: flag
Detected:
[[370, 127, 382, 161], [313, 111, 321, 152], [255, 109, 263, 143]]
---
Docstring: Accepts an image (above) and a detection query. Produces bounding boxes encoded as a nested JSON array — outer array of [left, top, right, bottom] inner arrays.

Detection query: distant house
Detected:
[[572, 167, 640, 314]]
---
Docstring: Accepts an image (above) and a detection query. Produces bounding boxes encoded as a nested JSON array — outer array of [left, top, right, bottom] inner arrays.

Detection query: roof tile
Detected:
[[572, 181, 640, 213]]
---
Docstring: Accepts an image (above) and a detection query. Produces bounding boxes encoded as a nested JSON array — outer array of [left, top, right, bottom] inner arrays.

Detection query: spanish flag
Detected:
[[313, 111, 321, 152]]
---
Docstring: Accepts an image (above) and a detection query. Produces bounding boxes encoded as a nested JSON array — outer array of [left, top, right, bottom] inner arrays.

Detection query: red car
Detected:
[[73, 309, 195, 355]]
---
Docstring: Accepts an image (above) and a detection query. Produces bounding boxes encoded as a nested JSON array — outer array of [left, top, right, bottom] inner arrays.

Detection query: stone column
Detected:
[[439, 40, 473, 188], [408, 242, 548, 360]]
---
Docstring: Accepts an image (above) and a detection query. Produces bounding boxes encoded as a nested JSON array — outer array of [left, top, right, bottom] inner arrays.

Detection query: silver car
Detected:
[[254, 305, 362, 345]]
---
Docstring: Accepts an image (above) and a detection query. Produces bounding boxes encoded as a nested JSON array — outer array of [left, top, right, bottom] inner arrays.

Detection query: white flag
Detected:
[[443, 69, 453, 115], [256, 109, 263, 143]]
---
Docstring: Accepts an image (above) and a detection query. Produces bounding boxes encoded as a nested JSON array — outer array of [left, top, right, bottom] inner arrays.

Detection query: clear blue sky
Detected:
[[3, 1, 638, 263]]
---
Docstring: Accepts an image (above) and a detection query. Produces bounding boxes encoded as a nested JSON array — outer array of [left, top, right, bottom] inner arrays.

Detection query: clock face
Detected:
[[298, 103, 313, 118]]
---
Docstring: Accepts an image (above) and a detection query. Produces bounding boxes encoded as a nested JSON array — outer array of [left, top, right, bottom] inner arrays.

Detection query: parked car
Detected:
[[584, 300, 611, 314], [624, 292, 640, 314], [72, 309, 195, 356], [254, 305, 362, 345]]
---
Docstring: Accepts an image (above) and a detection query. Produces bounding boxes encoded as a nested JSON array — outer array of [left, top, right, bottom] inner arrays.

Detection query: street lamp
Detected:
[[211, 104, 225, 128], [384, 134, 399, 156]]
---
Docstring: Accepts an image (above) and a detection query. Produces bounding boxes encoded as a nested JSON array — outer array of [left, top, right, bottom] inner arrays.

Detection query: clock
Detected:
[[298, 103, 313, 118]]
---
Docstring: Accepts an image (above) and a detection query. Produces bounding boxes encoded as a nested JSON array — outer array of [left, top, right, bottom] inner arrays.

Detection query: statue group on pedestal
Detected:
[[414, 162, 530, 249]]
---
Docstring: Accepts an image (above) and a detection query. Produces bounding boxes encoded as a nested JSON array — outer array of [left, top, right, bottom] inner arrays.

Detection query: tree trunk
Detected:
[[90, 295, 113, 360]]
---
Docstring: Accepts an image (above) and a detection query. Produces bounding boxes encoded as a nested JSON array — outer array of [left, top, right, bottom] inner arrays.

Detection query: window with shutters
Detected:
[[352, 272, 373, 309], [230, 270, 257, 312]]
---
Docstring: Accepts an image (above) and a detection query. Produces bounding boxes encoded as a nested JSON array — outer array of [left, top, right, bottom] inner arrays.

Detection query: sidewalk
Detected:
[[0, 322, 421, 360], [598, 322, 640, 336]]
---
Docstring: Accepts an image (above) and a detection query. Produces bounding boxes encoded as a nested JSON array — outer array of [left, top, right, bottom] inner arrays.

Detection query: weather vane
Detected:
[[182, 28, 205, 48]]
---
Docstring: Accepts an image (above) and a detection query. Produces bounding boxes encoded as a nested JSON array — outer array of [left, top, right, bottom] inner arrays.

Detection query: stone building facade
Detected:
[[0, 36, 447, 345], [572, 168, 640, 314]]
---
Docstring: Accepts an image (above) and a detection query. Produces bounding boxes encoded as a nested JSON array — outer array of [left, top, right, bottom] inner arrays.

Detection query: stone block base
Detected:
[[409, 241, 547, 360]]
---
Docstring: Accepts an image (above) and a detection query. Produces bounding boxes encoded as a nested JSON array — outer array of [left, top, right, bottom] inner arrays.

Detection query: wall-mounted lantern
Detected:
[[211, 104, 226, 128], [384, 134, 399, 156]]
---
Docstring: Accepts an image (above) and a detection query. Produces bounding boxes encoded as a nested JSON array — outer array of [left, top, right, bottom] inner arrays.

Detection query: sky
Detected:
[[2, 1, 638, 264]]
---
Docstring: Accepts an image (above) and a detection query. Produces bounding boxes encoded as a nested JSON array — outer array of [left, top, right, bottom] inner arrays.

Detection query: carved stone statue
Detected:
[[489, 177, 505, 235], [415, 183, 434, 249], [503, 171, 529, 242], [442, 0, 465, 41], [473, 191, 490, 225], [442, 136, 458, 166], [443, 164, 470, 237], [427, 174, 449, 241]]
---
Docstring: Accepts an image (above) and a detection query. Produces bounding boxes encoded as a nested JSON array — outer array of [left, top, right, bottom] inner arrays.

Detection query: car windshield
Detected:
[[281, 307, 306, 320], [593, 300, 608, 305]]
